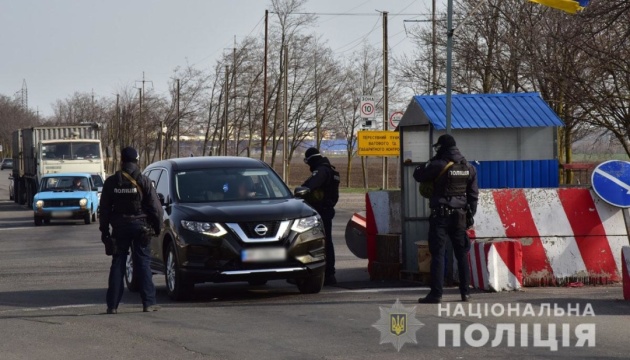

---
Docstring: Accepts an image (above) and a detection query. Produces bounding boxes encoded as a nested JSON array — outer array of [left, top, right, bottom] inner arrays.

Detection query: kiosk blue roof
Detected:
[[400, 92, 564, 130]]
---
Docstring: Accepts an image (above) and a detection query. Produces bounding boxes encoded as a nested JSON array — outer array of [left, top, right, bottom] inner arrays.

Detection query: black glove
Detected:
[[139, 225, 154, 247], [101, 232, 114, 256], [465, 205, 475, 230]]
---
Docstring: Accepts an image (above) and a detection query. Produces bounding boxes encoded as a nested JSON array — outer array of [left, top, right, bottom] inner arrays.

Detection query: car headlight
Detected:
[[291, 215, 320, 233], [79, 198, 88, 207], [181, 220, 227, 237], [36, 200, 44, 208]]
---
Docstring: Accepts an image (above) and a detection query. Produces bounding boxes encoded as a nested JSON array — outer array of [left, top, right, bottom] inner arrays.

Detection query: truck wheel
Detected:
[[84, 212, 92, 225], [165, 242, 194, 301], [34, 216, 42, 226], [18, 182, 25, 205]]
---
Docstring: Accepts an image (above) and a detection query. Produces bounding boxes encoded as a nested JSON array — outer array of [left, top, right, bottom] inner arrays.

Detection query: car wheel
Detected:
[[248, 279, 268, 286], [296, 273, 325, 294], [165, 242, 193, 301], [84, 212, 92, 225], [34, 216, 42, 226], [92, 212, 97, 222], [125, 252, 140, 292]]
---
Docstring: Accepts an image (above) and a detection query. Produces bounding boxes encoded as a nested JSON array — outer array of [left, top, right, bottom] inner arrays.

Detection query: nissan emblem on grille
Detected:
[[254, 224, 268, 236]]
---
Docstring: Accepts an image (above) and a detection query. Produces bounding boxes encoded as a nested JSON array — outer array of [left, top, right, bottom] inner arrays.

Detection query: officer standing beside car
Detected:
[[301, 147, 341, 285], [413, 134, 478, 304], [99, 147, 163, 314]]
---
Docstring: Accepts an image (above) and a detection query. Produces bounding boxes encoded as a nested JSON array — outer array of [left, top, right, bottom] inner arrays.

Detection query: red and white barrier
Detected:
[[470, 188, 629, 286], [623, 247, 630, 301], [469, 240, 523, 292]]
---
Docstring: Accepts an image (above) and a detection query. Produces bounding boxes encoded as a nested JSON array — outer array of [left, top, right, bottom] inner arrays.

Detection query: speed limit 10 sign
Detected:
[[360, 96, 375, 119]]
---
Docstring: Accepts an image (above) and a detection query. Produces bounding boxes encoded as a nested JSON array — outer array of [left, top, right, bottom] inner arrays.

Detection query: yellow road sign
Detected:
[[357, 131, 400, 156]]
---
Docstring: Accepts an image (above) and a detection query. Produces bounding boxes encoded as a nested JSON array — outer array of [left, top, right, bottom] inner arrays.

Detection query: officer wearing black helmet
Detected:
[[413, 134, 478, 304], [301, 147, 341, 285], [99, 147, 163, 314]]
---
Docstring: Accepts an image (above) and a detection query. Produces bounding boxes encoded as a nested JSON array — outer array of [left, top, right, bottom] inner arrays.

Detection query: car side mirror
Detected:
[[97, 186, 103, 193], [158, 193, 166, 206], [294, 186, 310, 198]]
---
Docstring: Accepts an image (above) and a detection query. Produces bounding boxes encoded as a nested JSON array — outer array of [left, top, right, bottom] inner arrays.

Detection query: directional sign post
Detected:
[[591, 160, 630, 208]]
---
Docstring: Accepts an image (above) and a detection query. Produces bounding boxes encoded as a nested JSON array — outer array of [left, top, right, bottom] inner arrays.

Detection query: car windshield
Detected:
[[174, 167, 292, 203], [91, 174, 104, 188], [41, 142, 101, 160], [41, 176, 91, 191]]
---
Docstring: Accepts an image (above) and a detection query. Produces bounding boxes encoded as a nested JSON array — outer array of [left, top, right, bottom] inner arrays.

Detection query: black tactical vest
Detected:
[[443, 162, 469, 197], [112, 171, 143, 215]]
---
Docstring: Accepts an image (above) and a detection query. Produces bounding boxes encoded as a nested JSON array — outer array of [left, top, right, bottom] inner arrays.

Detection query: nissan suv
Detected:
[[124, 156, 326, 300]]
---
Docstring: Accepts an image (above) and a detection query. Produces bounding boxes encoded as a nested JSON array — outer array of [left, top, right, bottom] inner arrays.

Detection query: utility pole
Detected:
[[176, 78, 180, 158], [446, 0, 454, 134], [382, 11, 389, 190], [432, 0, 438, 95], [314, 48, 320, 148], [282, 44, 289, 183], [224, 65, 230, 156], [137, 87, 142, 142], [233, 35, 238, 155], [159, 120, 164, 161], [262, 9, 268, 162]]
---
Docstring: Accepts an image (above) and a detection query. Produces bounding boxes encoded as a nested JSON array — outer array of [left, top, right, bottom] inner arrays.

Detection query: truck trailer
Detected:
[[12, 124, 106, 206]]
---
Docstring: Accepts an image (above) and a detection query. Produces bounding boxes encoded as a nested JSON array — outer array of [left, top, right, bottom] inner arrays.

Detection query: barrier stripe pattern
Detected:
[[469, 240, 523, 292], [471, 188, 629, 286]]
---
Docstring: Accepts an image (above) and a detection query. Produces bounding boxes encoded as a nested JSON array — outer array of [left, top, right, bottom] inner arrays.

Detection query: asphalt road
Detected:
[[0, 170, 629, 360]]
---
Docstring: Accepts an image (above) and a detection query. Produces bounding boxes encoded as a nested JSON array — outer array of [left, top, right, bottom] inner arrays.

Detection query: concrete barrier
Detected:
[[470, 188, 629, 286], [364, 191, 402, 277], [469, 240, 523, 292]]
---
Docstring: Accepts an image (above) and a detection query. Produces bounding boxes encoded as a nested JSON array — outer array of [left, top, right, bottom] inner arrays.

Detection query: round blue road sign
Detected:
[[591, 160, 630, 208]]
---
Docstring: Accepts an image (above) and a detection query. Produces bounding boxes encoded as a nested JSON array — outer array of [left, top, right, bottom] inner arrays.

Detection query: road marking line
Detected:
[[331, 287, 429, 294], [0, 227, 33, 231], [0, 304, 101, 314]]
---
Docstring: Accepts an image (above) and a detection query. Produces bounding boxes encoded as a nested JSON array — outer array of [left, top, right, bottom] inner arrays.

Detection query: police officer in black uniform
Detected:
[[414, 134, 478, 303], [301, 147, 341, 285], [100, 147, 163, 314]]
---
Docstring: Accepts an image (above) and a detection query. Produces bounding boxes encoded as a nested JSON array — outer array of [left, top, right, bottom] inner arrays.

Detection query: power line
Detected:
[[270, 12, 432, 16]]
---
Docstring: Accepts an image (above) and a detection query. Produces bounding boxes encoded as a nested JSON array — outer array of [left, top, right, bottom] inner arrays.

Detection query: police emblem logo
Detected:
[[372, 299, 424, 351], [390, 314, 406, 336]]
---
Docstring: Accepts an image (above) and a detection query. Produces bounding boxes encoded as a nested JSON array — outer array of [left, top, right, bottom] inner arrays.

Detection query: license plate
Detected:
[[51, 211, 73, 218], [241, 247, 287, 263]]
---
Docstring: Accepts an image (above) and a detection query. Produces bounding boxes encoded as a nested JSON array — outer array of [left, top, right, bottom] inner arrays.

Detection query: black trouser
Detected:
[[428, 207, 471, 298], [316, 207, 336, 278], [106, 220, 156, 309]]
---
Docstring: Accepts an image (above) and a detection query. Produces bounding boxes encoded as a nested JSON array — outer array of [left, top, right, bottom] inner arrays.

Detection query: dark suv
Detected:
[[125, 156, 326, 300]]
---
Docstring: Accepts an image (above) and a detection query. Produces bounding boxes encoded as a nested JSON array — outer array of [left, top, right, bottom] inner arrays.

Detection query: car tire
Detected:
[[165, 242, 193, 301], [34, 216, 42, 226], [296, 273, 325, 294], [248, 279, 268, 286], [84, 212, 92, 225], [92, 212, 97, 222], [125, 252, 140, 292]]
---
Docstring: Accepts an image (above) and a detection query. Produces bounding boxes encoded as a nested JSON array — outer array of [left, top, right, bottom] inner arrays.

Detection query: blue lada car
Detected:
[[33, 172, 100, 226]]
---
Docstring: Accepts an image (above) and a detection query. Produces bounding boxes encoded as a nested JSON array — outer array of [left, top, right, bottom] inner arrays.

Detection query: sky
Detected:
[[0, 0, 437, 117]]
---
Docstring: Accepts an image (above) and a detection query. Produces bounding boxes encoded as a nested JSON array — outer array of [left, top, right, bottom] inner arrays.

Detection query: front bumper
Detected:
[[175, 222, 327, 284], [34, 207, 90, 220]]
